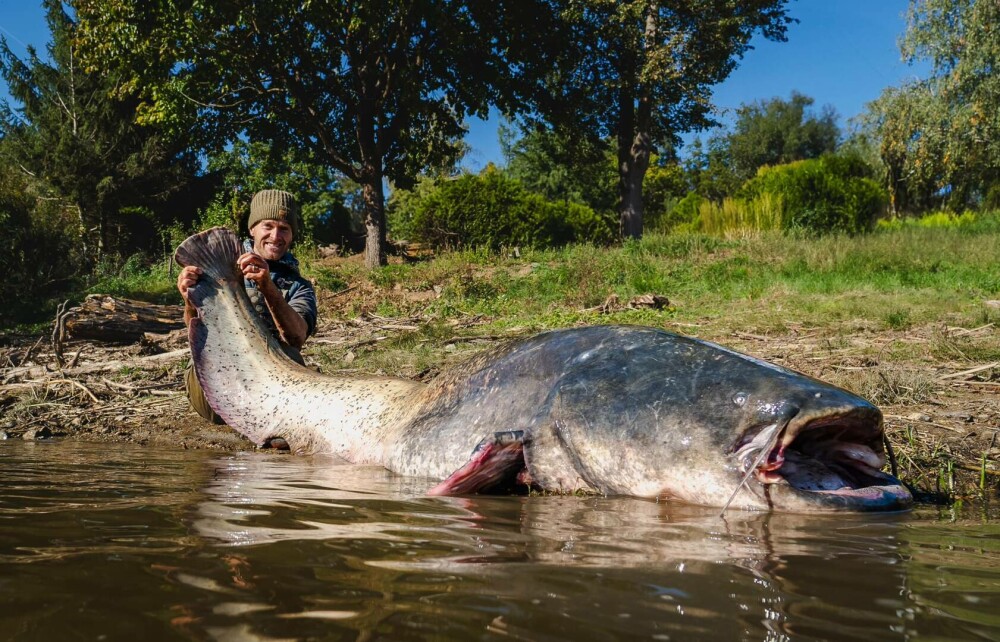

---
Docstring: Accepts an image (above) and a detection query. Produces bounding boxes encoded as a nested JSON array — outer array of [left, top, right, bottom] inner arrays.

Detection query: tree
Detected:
[[501, 122, 618, 214], [864, 0, 1000, 212], [725, 91, 839, 183], [863, 83, 949, 214], [518, 0, 792, 239], [75, 0, 536, 268], [683, 92, 839, 202], [0, 0, 196, 262]]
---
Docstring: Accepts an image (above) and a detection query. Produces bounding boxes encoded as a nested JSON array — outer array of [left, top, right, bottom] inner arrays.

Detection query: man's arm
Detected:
[[238, 252, 309, 349]]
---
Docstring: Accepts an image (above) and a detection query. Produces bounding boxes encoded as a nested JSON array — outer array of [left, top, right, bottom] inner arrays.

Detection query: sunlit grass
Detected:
[[302, 223, 1000, 337]]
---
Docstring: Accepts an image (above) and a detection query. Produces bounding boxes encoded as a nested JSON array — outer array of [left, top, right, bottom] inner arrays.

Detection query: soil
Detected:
[[2, 305, 998, 502]]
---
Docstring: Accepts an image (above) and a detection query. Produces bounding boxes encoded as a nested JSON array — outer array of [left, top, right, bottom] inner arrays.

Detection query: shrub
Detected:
[[399, 167, 616, 250], [740, 154, 887, 234], [875, 210, 1000, 235], [0, 170, 85, 323], [654, 191, 704, 233]]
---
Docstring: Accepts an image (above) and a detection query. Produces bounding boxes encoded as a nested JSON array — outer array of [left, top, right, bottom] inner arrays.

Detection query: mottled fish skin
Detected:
[[175, 228, 911, 512], [176, 227, 422, 462]]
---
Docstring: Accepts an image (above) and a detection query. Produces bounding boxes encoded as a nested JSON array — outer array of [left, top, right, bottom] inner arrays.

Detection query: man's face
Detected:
[[251, 219, 294, 260]]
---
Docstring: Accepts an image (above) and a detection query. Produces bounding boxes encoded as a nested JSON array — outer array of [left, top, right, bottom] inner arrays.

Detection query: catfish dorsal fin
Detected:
[[174, 227, 241, 282]]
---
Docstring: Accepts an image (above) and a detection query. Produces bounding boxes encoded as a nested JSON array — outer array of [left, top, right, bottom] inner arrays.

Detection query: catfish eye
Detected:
[[733, 392, 748, 407]]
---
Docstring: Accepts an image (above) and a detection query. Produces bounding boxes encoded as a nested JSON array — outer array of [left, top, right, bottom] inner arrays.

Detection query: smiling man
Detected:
[[177, 189, 318, 424]]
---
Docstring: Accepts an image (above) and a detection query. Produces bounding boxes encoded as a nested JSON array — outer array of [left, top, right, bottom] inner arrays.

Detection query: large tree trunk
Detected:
[[620, 131, 651, 239], [362, 165, 388, 269], [617, 2, 657, 241]]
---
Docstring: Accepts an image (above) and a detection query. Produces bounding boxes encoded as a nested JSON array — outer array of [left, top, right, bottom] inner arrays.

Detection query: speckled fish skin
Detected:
[[175, 228, 912, 512]]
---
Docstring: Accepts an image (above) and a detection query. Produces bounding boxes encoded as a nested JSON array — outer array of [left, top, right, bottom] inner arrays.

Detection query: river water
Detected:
[[1, 441, 998, 641]]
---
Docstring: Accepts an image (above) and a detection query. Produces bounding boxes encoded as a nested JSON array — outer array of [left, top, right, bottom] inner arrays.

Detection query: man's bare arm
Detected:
[[238, 252, 309, 348]]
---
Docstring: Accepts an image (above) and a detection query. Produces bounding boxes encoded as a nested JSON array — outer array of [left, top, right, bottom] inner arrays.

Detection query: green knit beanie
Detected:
[[248, 189, 299, 239]]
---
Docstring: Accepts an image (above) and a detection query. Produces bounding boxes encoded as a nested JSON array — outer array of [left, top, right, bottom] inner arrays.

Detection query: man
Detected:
[[177, 189, 318, 423]]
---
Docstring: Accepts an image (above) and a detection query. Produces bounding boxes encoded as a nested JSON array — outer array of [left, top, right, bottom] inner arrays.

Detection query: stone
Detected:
[[22, 427, 52, 440]]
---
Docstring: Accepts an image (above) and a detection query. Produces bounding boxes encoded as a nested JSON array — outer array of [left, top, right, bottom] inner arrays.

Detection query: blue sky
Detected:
[[1, 0, 928, 170]]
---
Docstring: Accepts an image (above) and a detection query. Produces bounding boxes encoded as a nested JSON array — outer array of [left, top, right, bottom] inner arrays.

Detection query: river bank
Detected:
[[2, 307, 997, 502], [3, 227, 1000, 501]]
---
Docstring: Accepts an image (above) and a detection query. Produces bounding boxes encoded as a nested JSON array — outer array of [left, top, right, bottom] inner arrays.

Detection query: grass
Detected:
[[309, 223, 1000, 340], [8, 217, 998, 344]]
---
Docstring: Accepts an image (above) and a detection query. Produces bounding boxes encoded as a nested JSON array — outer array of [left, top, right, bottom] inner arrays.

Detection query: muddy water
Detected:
[[1, 441, 998, 641]]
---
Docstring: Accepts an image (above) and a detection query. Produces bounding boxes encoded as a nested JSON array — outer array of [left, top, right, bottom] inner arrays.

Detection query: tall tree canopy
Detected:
[[865, 0, 1000, 212], [75, 0, 537, 267], [0, 0, 196, 261], [725, 91, 839, 183], [518, 0, 792, 239], [685, 91, 840, 199]]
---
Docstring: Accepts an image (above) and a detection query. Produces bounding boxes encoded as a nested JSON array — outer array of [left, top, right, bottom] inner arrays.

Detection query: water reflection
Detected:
[[1, 442, 999, 641], [193, 453, 922, 641]]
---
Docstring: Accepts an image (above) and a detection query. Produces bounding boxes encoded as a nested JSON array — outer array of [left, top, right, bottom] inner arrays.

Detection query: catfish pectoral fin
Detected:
[[428, 432, 528, 496]]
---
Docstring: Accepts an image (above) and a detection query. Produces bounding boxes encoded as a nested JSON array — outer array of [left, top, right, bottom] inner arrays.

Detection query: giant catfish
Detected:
[[175, 228, 912, 512]]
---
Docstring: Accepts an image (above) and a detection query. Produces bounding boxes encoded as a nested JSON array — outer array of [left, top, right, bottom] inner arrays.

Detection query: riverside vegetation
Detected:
[[2, 211, 998, 504]]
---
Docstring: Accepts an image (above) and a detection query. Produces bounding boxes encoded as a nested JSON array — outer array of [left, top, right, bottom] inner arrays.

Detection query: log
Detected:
[[65, 294, 185, 344], [1, 347, 190, 385]]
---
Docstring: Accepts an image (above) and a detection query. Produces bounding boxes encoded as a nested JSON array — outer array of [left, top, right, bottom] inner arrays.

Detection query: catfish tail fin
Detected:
[[174, 227, 241, 282]]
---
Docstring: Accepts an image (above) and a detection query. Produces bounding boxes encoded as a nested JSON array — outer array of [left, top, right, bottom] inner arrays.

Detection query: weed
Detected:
[[884, 309, 912, 330], [311, 267, 349, 292]]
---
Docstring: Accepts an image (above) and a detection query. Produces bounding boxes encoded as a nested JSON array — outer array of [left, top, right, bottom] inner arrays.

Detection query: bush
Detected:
[[875, 210, 1000, 233], [396, 167, 616, 250], [652, 191, 704, 232], [0, 170, 85, 324], [740, 154, 887, 234]]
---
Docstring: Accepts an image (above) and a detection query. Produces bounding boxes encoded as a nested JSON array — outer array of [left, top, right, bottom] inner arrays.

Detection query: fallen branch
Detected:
[[2, 347, 190, 383], [937, 362, 1000, 381], [44, 378, 100, 404]]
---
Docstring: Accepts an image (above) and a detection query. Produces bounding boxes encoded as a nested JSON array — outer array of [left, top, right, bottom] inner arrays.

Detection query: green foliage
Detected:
[[501, 123, 618, 214], [695, 194, 784, 237], [387, 174, 453, 241], [642, 159, 689, 230], [651, 191, 704, 233], [726, 92, 840, 183], [0, 0, 198, 263], [876, 210, 1000, 233], [75, 0, 531, 267], [87, 254, 177, 304], [685, 92, 842, 202], [740, 154, 888, 233], [0, 160, 84, 325], [200, 141, 360, 250], [515, 0, 793, 238], [397, 167, 616, 250], [863, 0, 1000, 213]]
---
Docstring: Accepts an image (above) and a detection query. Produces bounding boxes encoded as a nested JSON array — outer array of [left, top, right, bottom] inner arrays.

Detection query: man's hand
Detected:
[[177, 266, 203, 301], [237, 251, 308, 348], [238, 252, 272, 289], [177, 266, 203, 325]]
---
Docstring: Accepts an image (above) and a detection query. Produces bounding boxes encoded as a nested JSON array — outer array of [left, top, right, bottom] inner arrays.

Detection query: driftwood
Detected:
[[1, 347, 190, 385], [64, 294, 185, 344]]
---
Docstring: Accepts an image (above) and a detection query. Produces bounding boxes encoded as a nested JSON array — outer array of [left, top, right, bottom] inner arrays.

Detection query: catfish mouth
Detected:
[[736, 409, 913, 511]]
